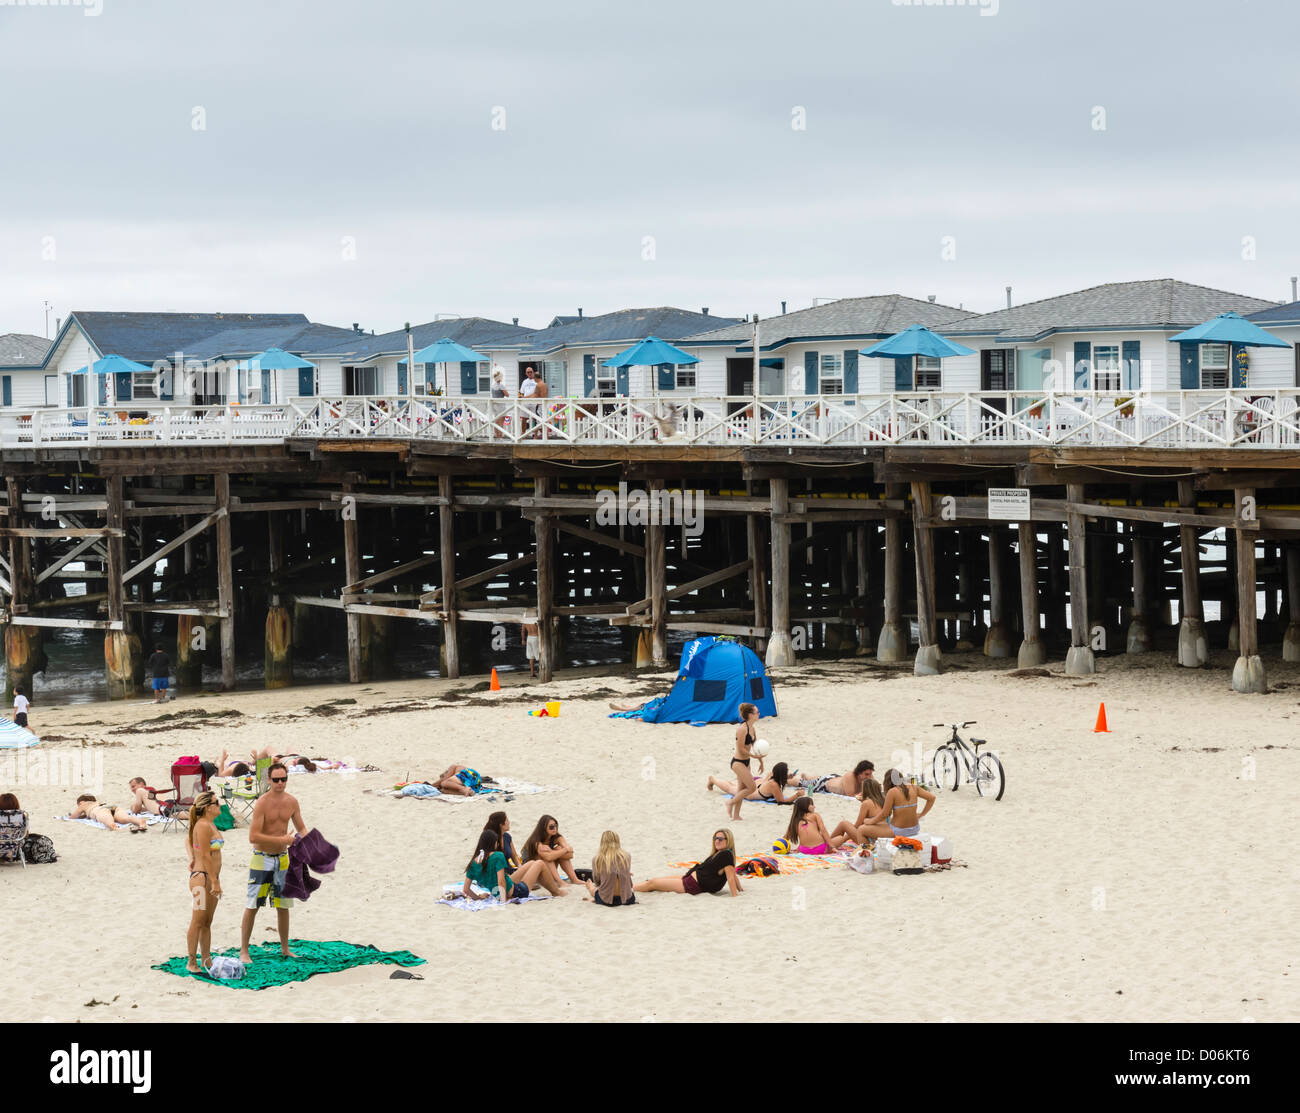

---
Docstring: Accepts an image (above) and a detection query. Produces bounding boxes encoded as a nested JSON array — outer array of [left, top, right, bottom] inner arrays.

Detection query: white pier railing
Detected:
[[4, 390, 1300, 449]]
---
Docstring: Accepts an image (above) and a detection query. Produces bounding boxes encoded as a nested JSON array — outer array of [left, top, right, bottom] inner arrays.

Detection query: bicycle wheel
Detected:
[[974, 752, 1005, 800], [932, 746, 959, 792]]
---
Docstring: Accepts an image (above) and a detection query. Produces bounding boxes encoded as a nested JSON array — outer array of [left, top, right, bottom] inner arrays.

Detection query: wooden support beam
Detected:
[[1017, 520, 1045, 666], [105, 477, 125, 624], [553, 519, 646, 558], [342, 483, 362, 682], [0, 527, 124, 538], [535, 477, 555, 683], [1176, 478, 1207, 668], [420, 552, 536, 605], [7, 615, 124, 631], [439, 473, 460, 679], [34, 534, 102, 585], [1065, 482, 1095, 675], [1232, 486, 1266, 692], [647, 479, 668, 667], [123, 508, 225, 584], [766, 478, 795, 666], [910, 480, 941, 674], [345, 552, 439, 595], [215, 473, 236, 690], [878, 483, 906, 662], [748, 491, 770, 653]]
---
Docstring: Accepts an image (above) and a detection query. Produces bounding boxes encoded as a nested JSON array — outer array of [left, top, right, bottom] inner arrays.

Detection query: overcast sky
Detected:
[[2, 0, 1298, 338]]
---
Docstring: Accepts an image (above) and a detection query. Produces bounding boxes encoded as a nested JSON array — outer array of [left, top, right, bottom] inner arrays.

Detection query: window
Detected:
[[345, 365, 380, 395], [1017, 347, 1052, 391], [591, 357, 615, 396], [819, 352, 843, 394], [1201, 343, 1229, 389], [915, 356, 941, 390], [1092, 345, 1121, 391], [419, 363, 438, 394], [69, 376, 87, 407], [477, 362, 492, 393], [674, 363, 696, 390], [132, 371, 159, 399]]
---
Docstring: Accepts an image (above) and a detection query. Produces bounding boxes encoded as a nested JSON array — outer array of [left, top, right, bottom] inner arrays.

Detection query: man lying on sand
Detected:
[[68, 794, 147, 832]]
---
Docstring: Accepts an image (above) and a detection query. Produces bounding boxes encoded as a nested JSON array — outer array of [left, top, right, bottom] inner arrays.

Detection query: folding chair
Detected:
[[224, 756, 272, 824], [158, 759, 209, 833], [0, 809, 28, 869]]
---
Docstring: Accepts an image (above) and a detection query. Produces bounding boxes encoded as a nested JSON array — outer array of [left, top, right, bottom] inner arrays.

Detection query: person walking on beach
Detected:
[[12, 686, 30, 730], [186, 791, 224, 973], [240, 762, 308, 963], [148, 644, 171, 703], [521, 612, 540, 677], [725, 703, 763, 822]]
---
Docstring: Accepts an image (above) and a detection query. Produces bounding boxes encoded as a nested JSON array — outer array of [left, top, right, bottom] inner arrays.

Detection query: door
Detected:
[[980, 349, 1015, 417], [1, 376, 11, 407], [726, 356, 755, 415]]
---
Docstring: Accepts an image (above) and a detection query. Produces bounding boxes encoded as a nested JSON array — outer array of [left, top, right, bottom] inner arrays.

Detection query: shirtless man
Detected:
[[68, 794, 147, 832], [800, 760, 876, 799], [239, 762, 308, 963], [127, 776, 162, 816], [521, 613, 540, 677]]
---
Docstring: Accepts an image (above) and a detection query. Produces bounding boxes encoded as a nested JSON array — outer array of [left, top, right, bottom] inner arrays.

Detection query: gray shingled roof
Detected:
[[512, 307, 741, 356], [352, 317, 536, 360], [0, 333, 52, 367], [683, 295, 972, 348], [73, 312, 310, 362], [184, 322, 368, 360], [1247, 300, 1300, 327], [949, 279, 1279, 340]]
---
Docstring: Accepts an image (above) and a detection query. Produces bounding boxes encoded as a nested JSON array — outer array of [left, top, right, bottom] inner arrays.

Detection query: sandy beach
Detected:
[[4, 650, 1298, 1023]]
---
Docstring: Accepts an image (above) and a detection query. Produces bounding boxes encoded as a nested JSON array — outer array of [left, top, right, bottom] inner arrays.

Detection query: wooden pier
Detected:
[[3, 432, 1298, 698]]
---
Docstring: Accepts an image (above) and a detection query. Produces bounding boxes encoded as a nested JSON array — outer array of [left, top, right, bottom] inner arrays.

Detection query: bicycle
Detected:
[[930, 722, 1005, 800]]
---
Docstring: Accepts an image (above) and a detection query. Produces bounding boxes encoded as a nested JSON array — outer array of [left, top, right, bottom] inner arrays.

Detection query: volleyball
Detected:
[[752, 739, 770, 757], [772, 837, 793, 855]]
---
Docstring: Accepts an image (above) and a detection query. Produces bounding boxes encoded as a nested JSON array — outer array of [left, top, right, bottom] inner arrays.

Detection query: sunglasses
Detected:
[[270, 776, 288, 783], [714, 835, 727, 841]]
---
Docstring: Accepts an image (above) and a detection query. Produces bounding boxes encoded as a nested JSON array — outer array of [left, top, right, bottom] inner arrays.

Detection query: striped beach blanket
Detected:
[[0, 718, 38, 748], [381, 777, 560, 802], [437, 882, 552, 910], [670, 845, 861, 876]]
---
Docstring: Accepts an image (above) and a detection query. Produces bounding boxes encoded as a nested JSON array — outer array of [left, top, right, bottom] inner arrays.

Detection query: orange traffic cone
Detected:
[[490, 668, 500, 692], [1093, 702, 1110, 733]]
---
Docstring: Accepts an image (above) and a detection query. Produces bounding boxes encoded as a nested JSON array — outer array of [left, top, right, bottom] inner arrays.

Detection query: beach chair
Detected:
[[0, 809, 28, 868], [158, 759, 209, 834], [225, 756, 272, 824]]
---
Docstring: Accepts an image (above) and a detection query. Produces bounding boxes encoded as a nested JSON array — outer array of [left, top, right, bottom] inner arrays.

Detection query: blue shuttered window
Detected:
[[1, 376, 11, 407], [657, 363, 675, 391], [97, 375, 108, 405], [1073, 342, 1091, 389], [460, 361, 477, 394], [583, 355, 596, 396], [299, 366, 315, 397], [842, 350, 858, 394], [616, 365, 630, 395], [66, 376, 73, 406], [260, 369, 271, 402], [114, 371, 132, 403], [804, 351, 819, 394], [397, 361, 407, 395], [894, 356, 912, 391], [1121, 340, 1140, 391], [1179, 343, 1199, 389]]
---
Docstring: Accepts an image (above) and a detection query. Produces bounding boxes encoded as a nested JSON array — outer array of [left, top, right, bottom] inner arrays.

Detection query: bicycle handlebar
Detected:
[[933, 721, 978, 728]]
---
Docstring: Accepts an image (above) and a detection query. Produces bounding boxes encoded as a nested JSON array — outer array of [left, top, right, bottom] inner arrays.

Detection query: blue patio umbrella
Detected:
[[71, 353, 152, 376], [410, 338, 491, 396], [860, 324, 975, 360], [604, 336, 699, 398], [1168, 311, 1290, 348], [70, 353, 154, 406], [245, 348, 316, 404]]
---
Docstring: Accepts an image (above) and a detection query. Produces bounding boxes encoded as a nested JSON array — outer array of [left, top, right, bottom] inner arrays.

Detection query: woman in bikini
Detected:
[[784, 796, 857, 855], [634, 829, 742, 897], [854, 769, 934, 842], [522, 814, 581, 887], [68, 794, 147, 832], [186, 791, 224, 973], [724, 703, 764, 821], [707, 761, 804, 805]]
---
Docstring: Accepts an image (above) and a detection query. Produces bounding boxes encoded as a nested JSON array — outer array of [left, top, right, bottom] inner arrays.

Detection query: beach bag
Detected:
[[891, 847, 925, 875], [23, 833, 57, 863], [738, 855, 780, 877], [206, 956, 245, 980], [213, 805, 235, 831]]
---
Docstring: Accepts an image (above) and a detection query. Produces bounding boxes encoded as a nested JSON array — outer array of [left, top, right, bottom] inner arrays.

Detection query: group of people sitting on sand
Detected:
[[462, 809, 748, 904]]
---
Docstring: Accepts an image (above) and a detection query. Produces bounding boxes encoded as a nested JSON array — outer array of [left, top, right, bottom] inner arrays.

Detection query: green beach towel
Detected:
[[213, 805, 235, 831], [151, 940, 424, 990]]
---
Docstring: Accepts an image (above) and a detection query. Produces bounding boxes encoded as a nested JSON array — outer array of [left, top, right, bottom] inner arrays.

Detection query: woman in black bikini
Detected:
[[725, 703, 763, 822], [707, 761, 803, 806]]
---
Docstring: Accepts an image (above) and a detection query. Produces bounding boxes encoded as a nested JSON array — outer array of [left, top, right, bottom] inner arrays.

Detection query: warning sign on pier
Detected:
[[987, 488, 1031, 520]]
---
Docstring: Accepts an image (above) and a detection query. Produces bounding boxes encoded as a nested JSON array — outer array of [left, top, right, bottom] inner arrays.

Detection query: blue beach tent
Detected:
[[641, 637, 777, 725]]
